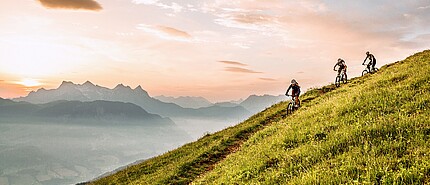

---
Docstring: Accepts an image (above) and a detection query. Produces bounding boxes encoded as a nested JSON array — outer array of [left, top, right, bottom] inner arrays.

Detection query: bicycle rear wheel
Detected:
[[362, 69, 368, 76], [373, 67, 378, 72]]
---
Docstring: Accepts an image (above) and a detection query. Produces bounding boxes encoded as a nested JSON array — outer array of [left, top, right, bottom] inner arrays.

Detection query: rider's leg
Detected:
[[372, 62, 376, 71], [294, 95, 299, 107], [343, 69, 347, 79]]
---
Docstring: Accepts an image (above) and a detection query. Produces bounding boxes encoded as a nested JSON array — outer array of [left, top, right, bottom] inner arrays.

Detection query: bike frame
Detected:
[[362, 64, 378, 76], [334, 68, 347, 87], [286, 95, 297, 106], [285, 94, 300, 115]]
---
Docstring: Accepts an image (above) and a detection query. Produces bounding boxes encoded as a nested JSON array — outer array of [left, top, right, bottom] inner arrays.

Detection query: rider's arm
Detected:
[[285, 85, 292, 95], [333, 63, 337, 70], [363, 56, 369, 65]]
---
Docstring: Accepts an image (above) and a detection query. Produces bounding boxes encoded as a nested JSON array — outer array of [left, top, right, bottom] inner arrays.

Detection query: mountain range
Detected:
[[13, 81, 285, 119], [154, 94, 286, 114], [0, 97, 172, 125], [154, 95, 213, 109]]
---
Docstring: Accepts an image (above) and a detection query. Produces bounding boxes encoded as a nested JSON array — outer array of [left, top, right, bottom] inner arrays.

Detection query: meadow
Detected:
[[90, 50, 430, 184]]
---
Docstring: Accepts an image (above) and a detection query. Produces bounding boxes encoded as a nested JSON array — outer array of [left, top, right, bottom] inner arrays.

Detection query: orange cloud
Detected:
[[0, 81, 37, 99], [37, 0, 102, 11], [137, 24, 192, 41], [156, 26, 192, 38], [259, 78, 276, 81], [225, 67, 262, 74], [218, 60, 248, 66], [232, 13, 276, 24]]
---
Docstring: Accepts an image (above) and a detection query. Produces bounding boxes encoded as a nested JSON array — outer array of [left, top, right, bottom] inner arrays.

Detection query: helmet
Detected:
[[291, 79, 297, 84], [338, 58, 342, 62], [366, 51, 370, 55]]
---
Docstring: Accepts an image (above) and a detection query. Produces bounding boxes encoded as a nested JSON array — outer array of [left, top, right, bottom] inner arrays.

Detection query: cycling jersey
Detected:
[[286, 84, 301, 97]]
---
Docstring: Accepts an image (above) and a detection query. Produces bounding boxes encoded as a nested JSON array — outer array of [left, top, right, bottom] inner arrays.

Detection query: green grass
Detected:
[[89, 50, 430, 185]]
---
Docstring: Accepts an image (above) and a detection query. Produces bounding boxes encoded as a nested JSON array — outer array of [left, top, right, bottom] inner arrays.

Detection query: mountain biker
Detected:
[[285, 79, 301, 107], [363, 51, 377, 72], [333, 58, 347, 76]]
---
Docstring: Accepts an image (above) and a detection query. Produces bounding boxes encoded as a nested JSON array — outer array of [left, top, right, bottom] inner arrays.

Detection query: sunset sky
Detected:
[[0, 0, 429, 102]]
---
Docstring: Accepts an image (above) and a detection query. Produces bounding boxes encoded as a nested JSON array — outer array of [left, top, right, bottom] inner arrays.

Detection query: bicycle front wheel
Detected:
[[287, 102, 293, 115], [342, 73, 347, 84], [335, 76, 341, 87], [362, 70, 368, 76]]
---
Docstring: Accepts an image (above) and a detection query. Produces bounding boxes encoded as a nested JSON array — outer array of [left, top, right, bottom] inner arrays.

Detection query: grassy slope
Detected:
[[90, 50, 430, 184]]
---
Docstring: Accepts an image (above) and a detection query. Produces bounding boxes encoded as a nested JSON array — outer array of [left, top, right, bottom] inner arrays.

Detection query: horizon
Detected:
[[6, 80, 284, 103], [1, 0, 429, 102]]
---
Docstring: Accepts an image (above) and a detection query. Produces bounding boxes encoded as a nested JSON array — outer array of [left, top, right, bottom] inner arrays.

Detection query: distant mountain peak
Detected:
[[114, 83, 131, 89], [82, 81, 95, 87], [134, 85, 147, 92], [60, 80, 74, 85], [35, 88, 47, 92], [135, 85, 143, 90], [59, 81, 76, 89]]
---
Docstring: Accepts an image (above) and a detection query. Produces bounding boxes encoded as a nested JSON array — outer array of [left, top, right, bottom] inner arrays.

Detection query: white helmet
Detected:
[[291, 79, 297, 84]]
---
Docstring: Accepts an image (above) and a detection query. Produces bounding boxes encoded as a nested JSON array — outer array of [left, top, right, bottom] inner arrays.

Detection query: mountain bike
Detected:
[[334, 69, 347, 87], [285, 95, 300, 115], [362, 64, 378, 76]]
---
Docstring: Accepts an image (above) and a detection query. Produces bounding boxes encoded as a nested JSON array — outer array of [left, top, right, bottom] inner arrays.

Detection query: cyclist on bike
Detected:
[[363, 51, 376, 72], [333, 58, 347, 76], [285, 79, 301, 107]]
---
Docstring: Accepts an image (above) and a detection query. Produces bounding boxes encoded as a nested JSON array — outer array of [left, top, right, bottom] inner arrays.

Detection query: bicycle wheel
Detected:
[[362, 69, 368, 76], [287, 102, 293, 114], [335, 76, 341, 87], [342, 73, 347, 84], [373, 67, 378, 72]]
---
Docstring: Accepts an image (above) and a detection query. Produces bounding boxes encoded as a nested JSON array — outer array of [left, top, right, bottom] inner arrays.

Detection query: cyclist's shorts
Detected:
[[292, 90, 299, 97]]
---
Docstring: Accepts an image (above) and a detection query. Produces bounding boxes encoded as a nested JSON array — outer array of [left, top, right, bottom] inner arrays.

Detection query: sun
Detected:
[[18, 79, 42, 87]]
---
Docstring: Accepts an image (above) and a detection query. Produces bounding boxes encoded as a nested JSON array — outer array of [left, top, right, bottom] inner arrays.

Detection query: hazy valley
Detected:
[[0, 83, 285, 185]]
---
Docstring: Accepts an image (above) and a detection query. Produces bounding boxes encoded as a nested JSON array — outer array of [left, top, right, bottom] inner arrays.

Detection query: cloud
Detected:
[[219, 60, 263, 75], [137, 24, 192, 41], [0, 80, 36, 98], [218, 60, 247, 66], [225, 67, 262, 74], [259, 78, 276, 81], [157, 26, 191, 38], [231, 13, 277, 24], [37, 0, 102, 11], [202, 1, 287, 35], [132, 0, 183, 13], [418, 5, 430, 10]]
